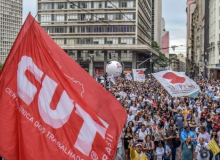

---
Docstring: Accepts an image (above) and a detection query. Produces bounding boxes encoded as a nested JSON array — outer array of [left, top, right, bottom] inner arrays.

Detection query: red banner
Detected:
[[0, 14, 126, 160]]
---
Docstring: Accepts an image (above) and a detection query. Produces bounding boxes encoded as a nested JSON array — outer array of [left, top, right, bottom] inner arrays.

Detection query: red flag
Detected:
[[0, 14, 126, 160]]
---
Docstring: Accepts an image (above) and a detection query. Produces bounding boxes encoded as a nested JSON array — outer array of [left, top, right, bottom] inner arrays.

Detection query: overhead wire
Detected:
[[65, 0, 151, 46]]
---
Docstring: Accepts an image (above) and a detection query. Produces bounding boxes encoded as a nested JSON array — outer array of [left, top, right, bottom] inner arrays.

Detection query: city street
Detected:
[[0, 0, 220, 160]]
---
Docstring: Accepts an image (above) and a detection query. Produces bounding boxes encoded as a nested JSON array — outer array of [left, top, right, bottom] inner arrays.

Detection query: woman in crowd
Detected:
[[142, 135, 155, 160], [123, 126, 133, 160]]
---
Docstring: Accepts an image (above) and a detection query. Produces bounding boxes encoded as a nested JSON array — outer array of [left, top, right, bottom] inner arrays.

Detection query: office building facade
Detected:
[[151, 0, 162, 47], [0, 0, 23, 63], [37, 0, 156, 76]]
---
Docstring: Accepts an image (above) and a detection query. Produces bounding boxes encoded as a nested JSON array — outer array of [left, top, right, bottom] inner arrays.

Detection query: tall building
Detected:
[[161, 18, 169, 56], [151, 0, 162, 47], [190, 0, 205, 78], [204, 0, 209, 78], [177, 53, 186, 72], [207, 0, 220, 79], [169, 53, 186, 72], [0, 0, 23, 63], [37, 0, 156, 76], [186, 0, 196, 76], [169, 54, 180, 72]]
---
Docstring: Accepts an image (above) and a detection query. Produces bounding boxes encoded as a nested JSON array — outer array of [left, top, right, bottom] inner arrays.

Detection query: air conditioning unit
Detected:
[[107, 41, 113, 44], [108, 6, 113, 8], [99, 18, 105, 20]]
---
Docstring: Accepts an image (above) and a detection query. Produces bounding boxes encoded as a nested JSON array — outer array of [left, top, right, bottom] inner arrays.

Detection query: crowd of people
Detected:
[[96, 76, 220, 160]]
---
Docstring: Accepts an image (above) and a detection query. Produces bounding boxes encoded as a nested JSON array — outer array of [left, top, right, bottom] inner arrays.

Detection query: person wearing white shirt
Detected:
[[138, 125, 148, 142], [195, 137, 210, 160], [155, 141, 171, 160], [130, 105, 137, 115], [127, 110, 135, 125], [197, 126, 210, 144]]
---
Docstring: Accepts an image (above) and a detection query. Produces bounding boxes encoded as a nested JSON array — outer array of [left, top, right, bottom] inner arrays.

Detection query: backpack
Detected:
[[199, 145, 208, 158], [173, 138, 181, 148]]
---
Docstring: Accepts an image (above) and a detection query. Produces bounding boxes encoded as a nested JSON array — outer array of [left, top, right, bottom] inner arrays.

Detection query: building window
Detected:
[[39, 3, 52, 10], [67, 14, 78, 21], [40, 15, 52, 22], [122, 13, 134, 20], [94, 14, 105, 20], [54, 3, 65, 9], [121, 2, 127, 7], [121, 37, 133, 44], [69, 26, 75, 33], [54, 15, 65, 21], [107, 38, 118, 44], [94, 2, 105, 8], [54, 27, 64, 33], [93, 38, 104, 44], [107, 1, 119, 8]]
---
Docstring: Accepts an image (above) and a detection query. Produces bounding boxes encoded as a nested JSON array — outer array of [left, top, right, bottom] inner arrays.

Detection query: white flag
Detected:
[[152, 70, 200, 97], [125, 73, 132, 80], [132, 68, 146, 82]]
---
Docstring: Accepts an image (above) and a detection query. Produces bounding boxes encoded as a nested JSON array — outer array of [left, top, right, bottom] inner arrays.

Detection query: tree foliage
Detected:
[[0, 63, 4, 72], [151, 41, 171, 68]]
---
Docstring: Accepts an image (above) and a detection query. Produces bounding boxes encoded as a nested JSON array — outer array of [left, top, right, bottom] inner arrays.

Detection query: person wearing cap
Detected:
[[130, 141, 148, 160]]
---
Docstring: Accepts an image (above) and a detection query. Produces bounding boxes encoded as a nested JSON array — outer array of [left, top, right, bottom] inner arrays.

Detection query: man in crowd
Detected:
[[181, 126, 197, 144], [130, 142, 148, 160], [178, 136, 196, 160], [164, 124, 177, 160], [174, 110, 184, 135]]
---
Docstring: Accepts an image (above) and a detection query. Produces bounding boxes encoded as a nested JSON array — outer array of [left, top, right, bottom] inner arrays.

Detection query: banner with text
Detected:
[[0, 14, 127, 160], [152, 70, 200, 97], [132, 69, 146, 82]]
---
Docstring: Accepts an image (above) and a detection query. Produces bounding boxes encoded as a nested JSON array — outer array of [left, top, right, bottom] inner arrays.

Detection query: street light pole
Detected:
[[137, 58, 152, 69]]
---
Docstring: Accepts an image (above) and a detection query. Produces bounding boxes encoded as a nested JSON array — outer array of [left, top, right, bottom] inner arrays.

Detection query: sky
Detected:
[[23, 0, 187, 55], [162, 0, 187, 55]]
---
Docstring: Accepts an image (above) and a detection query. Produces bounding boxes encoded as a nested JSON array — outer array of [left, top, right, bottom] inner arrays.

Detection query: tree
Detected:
[[151, 41, 171, 71], [0, 63, 4, 72]]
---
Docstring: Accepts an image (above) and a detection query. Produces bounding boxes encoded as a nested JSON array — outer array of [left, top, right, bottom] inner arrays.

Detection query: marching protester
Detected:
[[96, 74, 220, 160], [164, 124, 177, 160], [130, 142, 148, 160], [178, 136, 196, 160], [195, 137, 210, 160]]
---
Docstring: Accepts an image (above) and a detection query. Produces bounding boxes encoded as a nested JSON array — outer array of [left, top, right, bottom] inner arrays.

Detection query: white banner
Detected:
[[152, 70, 200, 97], [132, 69, 146, 82]]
